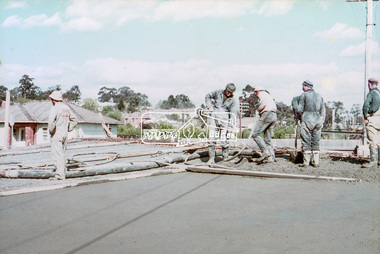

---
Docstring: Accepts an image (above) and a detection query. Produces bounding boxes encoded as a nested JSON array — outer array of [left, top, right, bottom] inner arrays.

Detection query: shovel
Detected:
[[290, 121, 303, 163]]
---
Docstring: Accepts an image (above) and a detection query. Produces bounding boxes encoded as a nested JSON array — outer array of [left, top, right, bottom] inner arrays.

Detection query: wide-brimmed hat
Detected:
[[49, 91, 63, 101]]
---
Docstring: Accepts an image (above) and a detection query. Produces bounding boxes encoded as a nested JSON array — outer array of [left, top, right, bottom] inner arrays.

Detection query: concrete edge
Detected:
[[0, 167, 186, 197]]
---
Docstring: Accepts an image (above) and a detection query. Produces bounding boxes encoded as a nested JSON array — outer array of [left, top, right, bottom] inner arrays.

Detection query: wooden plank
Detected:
[[186, 166, 358, 182]]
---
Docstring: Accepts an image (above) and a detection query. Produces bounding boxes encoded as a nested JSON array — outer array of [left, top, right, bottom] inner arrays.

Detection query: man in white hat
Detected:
[[296, 80, 325, 167], [362, 78, 380, 168], [48, 91, 77, 180], [251, 86, 277, 162], [205, 83, 239, 163]]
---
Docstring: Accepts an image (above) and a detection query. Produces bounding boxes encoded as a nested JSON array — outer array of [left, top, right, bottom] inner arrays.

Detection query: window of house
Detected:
[[43, 128, 48, 141]]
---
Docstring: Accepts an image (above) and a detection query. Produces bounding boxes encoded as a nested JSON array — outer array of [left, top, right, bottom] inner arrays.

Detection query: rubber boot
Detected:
[[257, 149, 271, 162], [299, 151, 311, 167], [311, 151, 320, 167], [267, 147, 276, 163], [222, 146, 229, 161], [362, 146, 378, 168], [207, 145, 216, 164]]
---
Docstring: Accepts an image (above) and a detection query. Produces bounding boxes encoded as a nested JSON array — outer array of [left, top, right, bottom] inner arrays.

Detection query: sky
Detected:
[[1, 0, 380, 110]]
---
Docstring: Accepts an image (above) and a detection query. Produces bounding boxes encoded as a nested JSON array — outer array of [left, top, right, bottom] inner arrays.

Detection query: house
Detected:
[[0, 101, 123, 148], [125, 108, 195, 128]]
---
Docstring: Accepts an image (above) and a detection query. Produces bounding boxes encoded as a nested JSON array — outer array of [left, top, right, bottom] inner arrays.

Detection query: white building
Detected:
[[0, 101, 123, 148]]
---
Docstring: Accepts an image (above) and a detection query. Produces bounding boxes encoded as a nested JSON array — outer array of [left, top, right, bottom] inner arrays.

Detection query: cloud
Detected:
[[63, 17, 103, 31], [341, 41, 380, 57], [2, 13, 62, 28], [316, 0, 330, 10], [5, 1, 25, 9], [314, 23, 363, 40], [2, 0, 295, 31], [253, 0, 296, 16], [2, 57, 362, 108]]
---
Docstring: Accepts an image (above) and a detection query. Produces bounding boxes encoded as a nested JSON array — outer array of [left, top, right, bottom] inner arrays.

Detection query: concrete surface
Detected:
[[1, 173, 379, 254]]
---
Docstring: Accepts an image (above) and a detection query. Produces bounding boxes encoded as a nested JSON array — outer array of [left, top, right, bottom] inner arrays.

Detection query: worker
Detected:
[[362, 78, 380, 168], [251, 86, 277, 162], [205, 83, 239, 164], [296, 80, 326, 167], [48, 91, 78, 180]]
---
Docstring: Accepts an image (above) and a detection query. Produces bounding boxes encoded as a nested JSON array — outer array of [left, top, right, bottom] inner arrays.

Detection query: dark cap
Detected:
[[226, 83, 236, 93], [368, 78, 378, 85]]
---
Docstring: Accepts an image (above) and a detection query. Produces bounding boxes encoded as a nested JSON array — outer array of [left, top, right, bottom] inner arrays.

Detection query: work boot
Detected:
[[222, 146, 229, 161], [362, 146, 378, 168], [299, 151, 311, 167], [257, 150, 271, 162], [267, 147, 276, 163], [207, 145, 216, 164], [311, 151, 320, 167]]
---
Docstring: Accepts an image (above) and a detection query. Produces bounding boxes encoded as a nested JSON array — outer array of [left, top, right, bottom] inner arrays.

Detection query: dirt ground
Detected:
[[194, 150, 380, 183]]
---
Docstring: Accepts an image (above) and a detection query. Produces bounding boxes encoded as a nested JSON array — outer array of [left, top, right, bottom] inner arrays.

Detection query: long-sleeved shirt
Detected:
[[205, 89, 239, 117], [363, 87, 380, 119], [48, 102, 78, 140]]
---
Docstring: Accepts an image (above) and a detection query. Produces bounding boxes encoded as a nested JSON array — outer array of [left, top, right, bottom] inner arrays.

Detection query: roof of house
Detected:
[[0, 101, 123, 125]]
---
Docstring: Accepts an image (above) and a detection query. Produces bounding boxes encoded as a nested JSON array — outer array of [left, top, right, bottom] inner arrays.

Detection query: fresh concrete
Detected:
[[0, 173, 379, 254]]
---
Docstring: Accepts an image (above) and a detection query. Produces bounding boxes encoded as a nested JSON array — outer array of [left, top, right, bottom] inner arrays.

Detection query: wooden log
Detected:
[[186, 166, 358, 182]]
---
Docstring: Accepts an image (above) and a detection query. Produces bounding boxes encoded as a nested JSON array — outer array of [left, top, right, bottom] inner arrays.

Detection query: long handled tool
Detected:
[[290, 121, 303, 163]]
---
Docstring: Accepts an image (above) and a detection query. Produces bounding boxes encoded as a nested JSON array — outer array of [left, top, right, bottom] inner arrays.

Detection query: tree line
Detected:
[[0, 74, 81, 103]]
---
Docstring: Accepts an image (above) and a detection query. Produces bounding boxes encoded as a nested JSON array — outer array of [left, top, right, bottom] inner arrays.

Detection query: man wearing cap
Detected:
[[251, 86, 277, 162], [205, 83, 239, 163], [297, 80, 326, 167], [48, 91, 78, 180], [362, 78, 380, 168]]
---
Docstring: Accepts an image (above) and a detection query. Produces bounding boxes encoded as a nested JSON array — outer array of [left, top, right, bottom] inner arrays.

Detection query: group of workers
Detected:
[[47, 77, 379, 180], [205, 78, 380, 169]]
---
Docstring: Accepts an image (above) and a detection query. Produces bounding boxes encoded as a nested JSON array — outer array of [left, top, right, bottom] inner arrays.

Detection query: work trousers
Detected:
[[208, 112, 231, 149], [251, 111, 277, 154], [366, 109, 380, 149], [51, 136, 68, 179], [300, 119, 323, 151]]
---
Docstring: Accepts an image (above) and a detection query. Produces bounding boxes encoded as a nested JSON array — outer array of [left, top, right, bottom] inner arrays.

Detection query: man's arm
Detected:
[[68, 111, 78, 132], [363, 93, 373, 119], [48, 108, 57, 135], [296, 93, 305, 115]]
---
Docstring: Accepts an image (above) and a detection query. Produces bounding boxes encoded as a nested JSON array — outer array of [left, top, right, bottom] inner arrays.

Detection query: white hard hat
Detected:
[[255, 86, 265, 91], [49, 91, 63, 101]]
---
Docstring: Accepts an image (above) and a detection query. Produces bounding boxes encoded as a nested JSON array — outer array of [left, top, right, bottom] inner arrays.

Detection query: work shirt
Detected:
[[205, 89, 239, 118], [48, 102, 78, 140], [363, 87, 380, 119], [258, 91, 276, 114], [297, 89, 326, 126]]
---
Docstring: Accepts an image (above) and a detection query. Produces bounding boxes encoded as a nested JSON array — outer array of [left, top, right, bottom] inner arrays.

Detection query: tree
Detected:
[[276, 102, 294, 126], [37, 85, 62, 100], [82, 98, 99, 112], [97, 86, 151, 112], [18, 74, 40, 99], [175, 94, 195, 109], [102, 105, 115, 115], [0, 85, 8, 104], [98, 87, 117, 102], [160, 95, 178, 109], [63, 85, 81, 103], [325, 101, 347, 130], [117, 99, 125, 112]]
